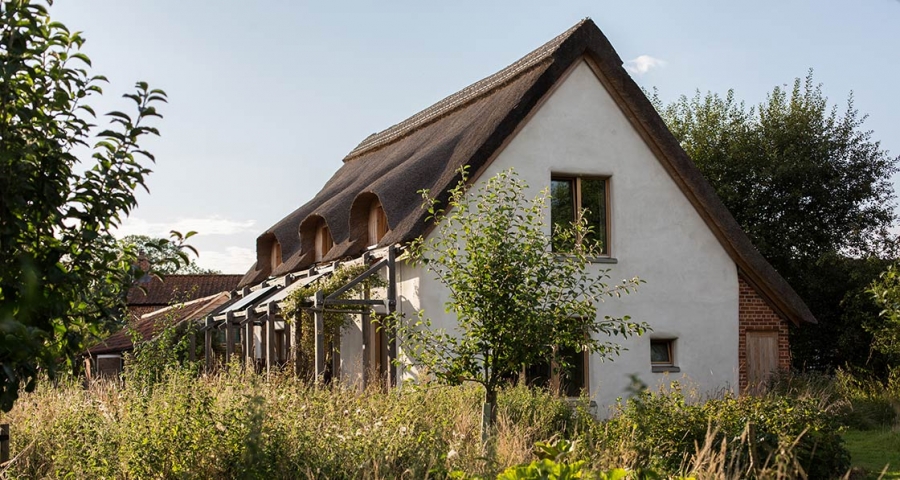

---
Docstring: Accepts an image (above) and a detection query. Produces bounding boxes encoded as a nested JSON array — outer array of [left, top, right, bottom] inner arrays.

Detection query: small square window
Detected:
[[651, 339, 679, 372], [650, 340, 672, 364]]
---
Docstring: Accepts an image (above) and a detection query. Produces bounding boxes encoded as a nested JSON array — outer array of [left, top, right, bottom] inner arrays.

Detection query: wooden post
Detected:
[[266, 307, 277, 375], [1, 423, 9, 465], [283, 313, 292, 366], [293, 304, 303, 378], [244, 308, 256, 368], [361, 287, 370, 390], [332, 334, 341, 382], [225, 311, 235, 361], [314, 290, 325, 382], [83, 357, 93, 387], [386, 246, 398, 388], [204, 316, 214, 372]]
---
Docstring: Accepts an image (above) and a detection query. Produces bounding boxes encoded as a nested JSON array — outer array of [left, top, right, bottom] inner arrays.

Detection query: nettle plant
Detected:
[[394, 167, 646, 432]]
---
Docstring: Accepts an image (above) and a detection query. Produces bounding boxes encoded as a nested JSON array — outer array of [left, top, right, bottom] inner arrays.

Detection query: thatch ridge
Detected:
[[238, 19, 816, 326]]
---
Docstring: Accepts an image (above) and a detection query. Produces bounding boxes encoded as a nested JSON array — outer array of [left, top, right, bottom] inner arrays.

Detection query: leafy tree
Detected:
[[120, 235, 220, 275], [0, 0, 188, 411], [653, 72, 899, 373], [869, 263, 900, 363], [395, 168, 644, 434]]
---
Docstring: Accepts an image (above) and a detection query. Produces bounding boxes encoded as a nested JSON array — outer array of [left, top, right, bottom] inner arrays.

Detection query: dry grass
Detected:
[[0, 369, 856, 479]]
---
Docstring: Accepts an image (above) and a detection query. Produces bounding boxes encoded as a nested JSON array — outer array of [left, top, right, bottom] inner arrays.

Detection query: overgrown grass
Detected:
[[0, 368, 584, 479], [0, 368, 860, 479]]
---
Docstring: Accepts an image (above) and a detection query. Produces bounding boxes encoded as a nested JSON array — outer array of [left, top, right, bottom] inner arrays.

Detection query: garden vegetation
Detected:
[[1, 361, 893, 479]]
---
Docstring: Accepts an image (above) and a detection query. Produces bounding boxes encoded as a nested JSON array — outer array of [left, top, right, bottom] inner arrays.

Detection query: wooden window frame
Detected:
[[650, 338, 680, 373], [314, 221, 333, 261], [367, 200, 389, 247], [270, 240, 282, 271], [550, 175, 611, 256]]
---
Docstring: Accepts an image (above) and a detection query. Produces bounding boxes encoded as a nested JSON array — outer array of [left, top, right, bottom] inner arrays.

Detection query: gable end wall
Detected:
[[738, 276, 791, 392]]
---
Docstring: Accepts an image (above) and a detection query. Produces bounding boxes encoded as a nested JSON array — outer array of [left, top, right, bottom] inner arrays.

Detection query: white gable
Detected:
[[397, 61, 739, 411]]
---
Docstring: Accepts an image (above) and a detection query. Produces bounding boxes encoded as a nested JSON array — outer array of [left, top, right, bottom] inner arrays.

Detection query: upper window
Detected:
[[368, 200, 389, 246], [314, 219, 333, 261], [270, 240, 282, 271], [550, 176, 609, 255]]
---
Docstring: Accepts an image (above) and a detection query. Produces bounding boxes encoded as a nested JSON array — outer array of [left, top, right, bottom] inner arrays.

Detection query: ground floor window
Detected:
[[650, 338, 679, 372], [522, 346, 588, 397]]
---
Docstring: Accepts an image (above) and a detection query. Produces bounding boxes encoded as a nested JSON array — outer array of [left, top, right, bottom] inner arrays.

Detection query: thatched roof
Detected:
[[239, 19, 816, 326]]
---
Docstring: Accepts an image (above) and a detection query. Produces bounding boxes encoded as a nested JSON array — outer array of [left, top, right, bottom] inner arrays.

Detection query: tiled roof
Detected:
[[90, 292, 231, 355], [127, 274, 242, 306]]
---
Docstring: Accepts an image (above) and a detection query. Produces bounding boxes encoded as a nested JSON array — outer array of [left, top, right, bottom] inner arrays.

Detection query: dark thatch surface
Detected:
[[239, 19, 816, 326]]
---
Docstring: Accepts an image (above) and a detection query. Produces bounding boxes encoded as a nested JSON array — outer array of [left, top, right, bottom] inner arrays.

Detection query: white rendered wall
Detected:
[[396, 61, 739, 413]]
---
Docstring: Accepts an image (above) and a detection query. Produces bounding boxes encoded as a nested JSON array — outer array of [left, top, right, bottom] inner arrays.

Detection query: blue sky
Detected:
[[52, 1, 900, 273]]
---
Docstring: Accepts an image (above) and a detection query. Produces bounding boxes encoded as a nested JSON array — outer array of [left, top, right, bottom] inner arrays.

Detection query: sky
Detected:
[[51, 1, 900, 274]]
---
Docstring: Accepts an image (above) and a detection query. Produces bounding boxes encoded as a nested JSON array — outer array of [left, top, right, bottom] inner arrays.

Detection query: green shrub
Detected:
[[769, 369, 899, 430], [0, 372, 854, 479], [601, 382, 850, 479]]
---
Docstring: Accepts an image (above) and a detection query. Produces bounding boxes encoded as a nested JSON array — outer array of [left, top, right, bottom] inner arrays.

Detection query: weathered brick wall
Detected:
[[738, 276, 791, 392]]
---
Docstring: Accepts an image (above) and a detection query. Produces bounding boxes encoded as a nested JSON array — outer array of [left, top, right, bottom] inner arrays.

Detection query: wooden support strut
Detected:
[[292, 302, 303, 378], [204, 315, 214, 372], [243, 308, 256, 368], [225, 311, 236, 360], [361, 286, 370, 390], [313, 290, 326, 383], [325, 258, 387, 300], [282, 305, 292, 368], [386, 246, 398, 387], [266, 303, 277, 375]]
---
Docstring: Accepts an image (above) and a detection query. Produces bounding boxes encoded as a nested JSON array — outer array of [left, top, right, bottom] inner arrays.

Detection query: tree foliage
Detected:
[[653, 72, 899, 373], [395, 168, 644, 426], [119, 235, 219, 275], [0, 0, 187, 411], [869, 263, 900, 362]]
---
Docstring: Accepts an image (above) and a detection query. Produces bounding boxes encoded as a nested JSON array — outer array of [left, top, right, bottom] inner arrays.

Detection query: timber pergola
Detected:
[[196, 245, 400, 387]]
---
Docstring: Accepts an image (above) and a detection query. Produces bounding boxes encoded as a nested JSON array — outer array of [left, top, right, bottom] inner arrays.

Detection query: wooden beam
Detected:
[[204, 316, 214, 372], [325, 258, 387, 300], [314, 290, 325, 382], [386, 246, 398, 387], [361, 287, 370, 390], [322, 298, 384, 306], [292, 305, 303, 378], [283, 307, 292, 368], [244, 308, 256, 368], [225, 311, 235, 360], [266, 308, 277, 376]]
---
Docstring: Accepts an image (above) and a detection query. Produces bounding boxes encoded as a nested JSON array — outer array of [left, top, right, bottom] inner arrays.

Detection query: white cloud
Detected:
[[115, 215, 256, 238], [195, 246, 257, 274], [624, 55, 667, 76]]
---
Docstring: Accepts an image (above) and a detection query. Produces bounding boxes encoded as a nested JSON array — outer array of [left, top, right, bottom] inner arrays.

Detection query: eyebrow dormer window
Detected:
[[270, 240, 282, 271], [315, 219, 333, 261], [368, 200, 388, 246]]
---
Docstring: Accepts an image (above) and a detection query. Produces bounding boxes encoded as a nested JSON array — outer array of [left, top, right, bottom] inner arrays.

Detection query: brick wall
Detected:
[[738, 276, 790, 392]]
